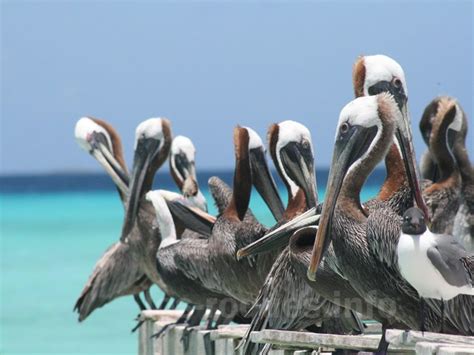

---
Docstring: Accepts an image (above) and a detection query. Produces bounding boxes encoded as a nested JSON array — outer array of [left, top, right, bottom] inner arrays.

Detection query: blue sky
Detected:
[[2, 1, 472, 174]]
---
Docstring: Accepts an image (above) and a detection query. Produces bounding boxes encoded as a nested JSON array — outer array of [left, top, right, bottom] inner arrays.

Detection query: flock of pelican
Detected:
[[73, 54, 473, 354]]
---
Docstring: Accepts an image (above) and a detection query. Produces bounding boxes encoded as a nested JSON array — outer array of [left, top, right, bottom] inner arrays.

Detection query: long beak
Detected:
[[280, 143, 318, 208], [307, 125, 374, 280], [174, 153, 200, 197], [395, 104, 430, 221], [249, 147, 285, 221], [174, 153, 196, 181], [236, 208, 319, 259], [89, 132, 129, 195], [121, 140, 157, 239]]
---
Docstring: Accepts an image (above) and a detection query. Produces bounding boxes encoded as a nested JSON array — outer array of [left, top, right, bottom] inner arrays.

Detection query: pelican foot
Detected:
[[158, 295, 170, 310], [151, 322, 185, 339], [131, 319, 145, 333], [169, 298, 181, 310], [180, 325, 200, 352], [375, 330, 389, 355], [203, 332, 215, 355]]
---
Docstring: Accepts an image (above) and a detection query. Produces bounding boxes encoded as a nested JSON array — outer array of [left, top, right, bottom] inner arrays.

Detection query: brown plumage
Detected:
[[73, 118, 154, 321]]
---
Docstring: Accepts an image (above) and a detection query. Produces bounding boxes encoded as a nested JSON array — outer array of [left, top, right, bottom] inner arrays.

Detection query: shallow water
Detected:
[[0, 179, 379, 354]]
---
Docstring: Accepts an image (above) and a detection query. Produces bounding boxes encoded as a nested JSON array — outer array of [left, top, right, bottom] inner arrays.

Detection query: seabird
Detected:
[[397, 206, 474, 331]]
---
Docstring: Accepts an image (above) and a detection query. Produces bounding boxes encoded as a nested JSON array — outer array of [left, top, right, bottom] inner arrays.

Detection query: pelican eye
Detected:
[[340, 122, 350, 134], [301, 139, 310, 150], [393, 78, 403, 89]]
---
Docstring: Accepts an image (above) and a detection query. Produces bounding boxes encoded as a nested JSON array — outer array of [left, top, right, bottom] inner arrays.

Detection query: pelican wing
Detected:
[[74, 242, 148, 321], [166, 200, 215, 237]]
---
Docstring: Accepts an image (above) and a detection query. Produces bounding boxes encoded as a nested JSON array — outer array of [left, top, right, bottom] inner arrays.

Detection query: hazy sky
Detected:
[[2, 1, 473, 174]]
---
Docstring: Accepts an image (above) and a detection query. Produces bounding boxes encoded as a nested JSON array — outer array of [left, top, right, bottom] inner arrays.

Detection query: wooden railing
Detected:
[[137, 310, 474, 355]]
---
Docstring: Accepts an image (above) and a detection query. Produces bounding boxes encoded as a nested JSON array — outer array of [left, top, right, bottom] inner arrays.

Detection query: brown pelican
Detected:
[[115, 118, 182, 314], [147, 134, 210, 311], [420, 98, 463, 234], [307, 94, 470, 336], [397, 207, 474, 331], [420, 97, 474, 250], [145, 190, 235, 333], [73, 117, 154, 321], [352, 54, 429, 219]]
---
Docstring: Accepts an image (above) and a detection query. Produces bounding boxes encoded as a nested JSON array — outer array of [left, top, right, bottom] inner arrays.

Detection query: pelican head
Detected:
[[269, 120, 318, 209], [421, 96, 465, 152], [353, 54, 429, 219], [308, 93, 402, 280], [122, 118, 172, 238], [245, 126, 285, 221], [353, 54, 408, 107], [74, 117, 129, 194], [170, 135, 207, 211]]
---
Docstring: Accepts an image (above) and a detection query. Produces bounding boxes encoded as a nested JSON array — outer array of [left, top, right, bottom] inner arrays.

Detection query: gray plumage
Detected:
[[74, 236, 151, 321], [240, 243, 364, 355], [426, 234, 473, 288]]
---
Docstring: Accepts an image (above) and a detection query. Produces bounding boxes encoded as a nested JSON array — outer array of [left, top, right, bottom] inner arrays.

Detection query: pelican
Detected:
[[145, 190, 235, 331], [397, 207, 474, 331], [114, 118, 183, 314], [147, 134, 210, 310], [307, 94, 470, 337], [420, 98, 463, 234], [420, 97, 474, 250], [73, 117, 155, 321]]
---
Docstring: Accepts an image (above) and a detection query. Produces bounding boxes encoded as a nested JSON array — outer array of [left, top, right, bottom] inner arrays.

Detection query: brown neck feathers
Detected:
[[225, 127, 252, 221]]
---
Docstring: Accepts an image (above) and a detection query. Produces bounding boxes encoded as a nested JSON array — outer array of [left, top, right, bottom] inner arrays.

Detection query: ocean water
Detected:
[[0, 172, 381, 354]]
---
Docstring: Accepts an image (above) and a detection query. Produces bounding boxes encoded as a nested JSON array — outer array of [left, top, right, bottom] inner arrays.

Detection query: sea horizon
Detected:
[[0, 168, 388, 194]]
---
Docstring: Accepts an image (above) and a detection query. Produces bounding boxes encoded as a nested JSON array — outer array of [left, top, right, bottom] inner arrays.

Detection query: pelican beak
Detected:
[[249, 146, 285, 221], [368, 80, 407, 111], [173, 152, 201, 197], [174, 152, 196, 185], [236, 208, 319, 259], [395, 105, 430, 221], [308, 124, 377, 280], [280, 142, 318, 208], [121, 138, 162, 238], [369, 80, 429, 221], [89, 131, 129, 194]]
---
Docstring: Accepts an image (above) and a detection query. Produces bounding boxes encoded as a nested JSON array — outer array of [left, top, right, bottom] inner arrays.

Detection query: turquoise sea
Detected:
[[0, 172, 381, 354]]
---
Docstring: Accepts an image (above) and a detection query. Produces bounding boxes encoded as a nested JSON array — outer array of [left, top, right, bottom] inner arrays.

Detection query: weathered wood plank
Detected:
[[250, 329, 414, 352], [210, 324, 249, 340], [437, 345, 474, 355], [386, 330, 474, 347], [139, 309, 183, 323]]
